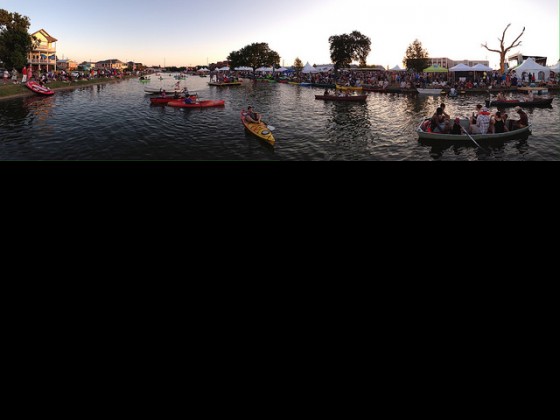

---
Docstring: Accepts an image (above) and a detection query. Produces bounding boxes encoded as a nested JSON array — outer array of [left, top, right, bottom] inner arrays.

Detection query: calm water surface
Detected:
[[0, 76, 558, 161]]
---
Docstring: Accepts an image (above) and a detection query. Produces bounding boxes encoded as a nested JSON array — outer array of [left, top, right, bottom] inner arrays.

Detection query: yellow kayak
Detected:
[[241, 110, 275, 145], [335, 84, 363, 91]]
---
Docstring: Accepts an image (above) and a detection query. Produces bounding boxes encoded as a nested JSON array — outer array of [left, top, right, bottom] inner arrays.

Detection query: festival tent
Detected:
[[512, 57, 550, 81], [302, 62, 319, 73], [423, 65, 448, 73], [217, 66, 230, 71], [276, 67, 289, 72], [449, 63, 473, 72], [548, 61, 560, 72], [471, 63, 493, 72], [234, 66, 253, 71], [390, 65, 405, 71], [256, 67, 274, 72]]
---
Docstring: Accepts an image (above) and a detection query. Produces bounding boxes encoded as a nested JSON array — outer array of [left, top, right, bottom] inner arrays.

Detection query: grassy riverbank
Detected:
[[0, 76, 135, 100]]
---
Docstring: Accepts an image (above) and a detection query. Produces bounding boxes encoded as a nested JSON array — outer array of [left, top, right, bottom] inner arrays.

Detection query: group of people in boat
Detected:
[[323, 88, 361, 97], [427, 102, 528, 135]]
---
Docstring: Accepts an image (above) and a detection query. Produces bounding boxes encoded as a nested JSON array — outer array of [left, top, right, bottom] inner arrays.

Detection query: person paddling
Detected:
[[245, 106, 262, 123]]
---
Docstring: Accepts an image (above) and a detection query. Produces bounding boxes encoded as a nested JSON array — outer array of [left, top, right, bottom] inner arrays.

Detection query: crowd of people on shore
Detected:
[[424, 102, 529, 135], [1, 65, 138, 86]]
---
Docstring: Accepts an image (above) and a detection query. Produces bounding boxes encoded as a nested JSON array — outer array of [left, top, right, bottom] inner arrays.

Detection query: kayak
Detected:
[[167, 99, 225, 108], [241, 110, 275, 145], [26, 81, 55, 96], [486, 98, 554, 108], [208, 82, 242, 87], [150, 95, 196, 105], [335, 84, 363, 91]]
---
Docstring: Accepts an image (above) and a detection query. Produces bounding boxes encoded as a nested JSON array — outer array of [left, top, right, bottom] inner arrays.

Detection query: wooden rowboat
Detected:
[[315, 95, 367, 102], [417, 118, 532, 144]]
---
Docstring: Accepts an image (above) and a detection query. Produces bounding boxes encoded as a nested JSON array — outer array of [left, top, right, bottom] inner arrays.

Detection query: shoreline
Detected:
[[0, 76, 135, 101]]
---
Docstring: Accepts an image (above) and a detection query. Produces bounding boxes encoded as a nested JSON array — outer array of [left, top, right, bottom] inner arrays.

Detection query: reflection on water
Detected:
[[0, 77, 558, 161]]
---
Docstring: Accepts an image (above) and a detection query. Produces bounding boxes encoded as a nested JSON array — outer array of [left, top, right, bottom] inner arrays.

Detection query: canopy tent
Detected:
[[255, 67, 274, 72], [197, 68, 210, 72], [217, 66, 230, 71], [302, 62, 319, 74], [390, 65, 405, 71], [548, 61, 560, 72], [234, 66, 253, 71], [512, 57, 550, 81], [276, 67, 289, 72], [423, 65, 448, 73], [471, 63, 493, 72], [449, 63, 473, 72]]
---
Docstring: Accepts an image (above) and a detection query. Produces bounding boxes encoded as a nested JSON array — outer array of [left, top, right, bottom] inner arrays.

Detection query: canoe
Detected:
[[417, 118, 532, 143], [208, 82, 242, 87], [335, 84, 363, 91], [241, 110, 275, 145], [487, 98, 553, 108], [417, 88, 444, 95], [150, 95, 196, 105], [144, 86, 186, 94], [315, 95, 368, 102], [311, 83, 336, 89], [167, 100, 225, 109], [26, 81, 55, 96]]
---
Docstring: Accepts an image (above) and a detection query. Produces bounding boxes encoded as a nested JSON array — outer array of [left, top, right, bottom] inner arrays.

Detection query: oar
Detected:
[[461, 124, 489, 152]]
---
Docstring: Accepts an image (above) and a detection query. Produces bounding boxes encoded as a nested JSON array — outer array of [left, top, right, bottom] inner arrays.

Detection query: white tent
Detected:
[[234, 66, 253, 71], [302, 62, 319, 74], [548, 61, 560, 72], [217, 66, 230, 71], [276, 67, 289, 72], [256, 67, 274, 72], [512, 57, 550, 81], [471, 63, 493, 72], [449, 63, 473, 72], [390, 65, 405, 71]]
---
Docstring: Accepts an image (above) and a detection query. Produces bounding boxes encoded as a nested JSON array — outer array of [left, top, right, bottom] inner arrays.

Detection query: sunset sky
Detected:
[[3, 0, 559, 69]]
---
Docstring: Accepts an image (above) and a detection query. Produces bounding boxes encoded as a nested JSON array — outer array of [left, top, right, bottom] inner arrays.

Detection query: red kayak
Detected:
[[167, 100, 225, 109], [150, 95, 197, 105], [26, 81, 55, 96]]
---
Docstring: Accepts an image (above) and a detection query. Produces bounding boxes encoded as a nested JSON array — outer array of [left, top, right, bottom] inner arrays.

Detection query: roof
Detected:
[[31, 29, 58, 43]]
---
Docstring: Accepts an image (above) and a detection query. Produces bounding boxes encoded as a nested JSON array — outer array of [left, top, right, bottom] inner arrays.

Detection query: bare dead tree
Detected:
[[482, 24, 525, 74]]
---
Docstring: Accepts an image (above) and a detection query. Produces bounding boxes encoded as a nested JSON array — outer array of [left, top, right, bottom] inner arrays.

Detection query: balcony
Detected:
[[29, 59, 57, 66], [33, 44, 56, 53]]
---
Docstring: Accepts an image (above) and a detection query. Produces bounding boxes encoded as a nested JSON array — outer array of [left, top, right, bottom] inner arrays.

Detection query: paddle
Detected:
[[461, 124, 489, 152]]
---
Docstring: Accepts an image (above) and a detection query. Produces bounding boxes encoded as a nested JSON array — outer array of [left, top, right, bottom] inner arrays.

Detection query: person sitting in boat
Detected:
[[496, 92, 506, 102], [161, 89, 167, 98], [324, 89, 331, 96], [430, 108, 450, 134], [527, 90, 534, 102], [184, 96, 195, 104], [492, 111, 509, 134], [450, 118, 463, 135], [512, 107, 528, 130], [471, 106, 491, 134], [245, 106, 262, 124]]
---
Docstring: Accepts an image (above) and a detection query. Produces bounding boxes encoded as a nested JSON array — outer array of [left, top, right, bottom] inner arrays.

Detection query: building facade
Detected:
[[28, 29, 57, 72], [428, 57, 491, 69], [57, 59, 78, 71], [95, 59, 127, 71]]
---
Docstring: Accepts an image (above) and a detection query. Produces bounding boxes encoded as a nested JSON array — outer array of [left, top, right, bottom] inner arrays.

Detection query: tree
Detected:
[[403, 39, 430, 73], [293, 57, 303, 74], [482, 24, 525, 74], [227, 42, 280, 72], [0, 9, 34, 70], [329, 30, 372, 71]]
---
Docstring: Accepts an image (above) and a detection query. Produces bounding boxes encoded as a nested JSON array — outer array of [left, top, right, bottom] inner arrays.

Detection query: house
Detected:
[[28, 29, 58, 72], [95, 59, 127, 71], [57, 59, 78, 71]]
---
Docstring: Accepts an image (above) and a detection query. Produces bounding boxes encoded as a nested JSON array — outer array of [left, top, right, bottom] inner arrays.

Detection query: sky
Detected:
[[2, 0, 559, 69]]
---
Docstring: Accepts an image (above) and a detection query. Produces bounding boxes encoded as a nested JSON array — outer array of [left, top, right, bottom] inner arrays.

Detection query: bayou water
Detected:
[[0, 76, 558, 161]]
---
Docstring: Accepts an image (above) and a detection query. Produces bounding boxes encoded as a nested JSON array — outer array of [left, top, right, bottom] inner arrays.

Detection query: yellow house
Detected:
[[28, 29, 58, 72]]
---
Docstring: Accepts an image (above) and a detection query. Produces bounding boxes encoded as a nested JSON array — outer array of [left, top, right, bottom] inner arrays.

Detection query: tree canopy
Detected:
[[227, 42, 280, 72], [329, 30, 372, 71], [0, 9, 34, 70], [403, 39, 430, 73]]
